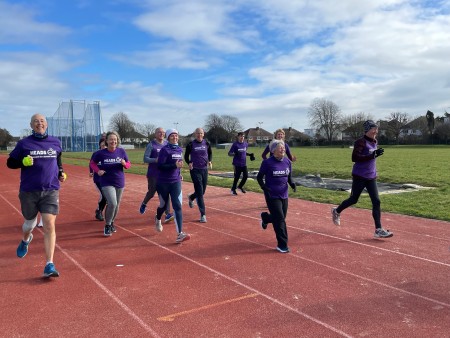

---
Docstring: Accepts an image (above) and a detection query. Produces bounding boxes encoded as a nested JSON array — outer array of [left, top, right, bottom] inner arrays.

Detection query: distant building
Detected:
[[244, 127, 272, 146], [282, 127, 310, 145]]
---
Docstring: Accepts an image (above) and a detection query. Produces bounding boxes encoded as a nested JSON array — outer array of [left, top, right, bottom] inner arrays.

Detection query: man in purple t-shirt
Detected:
[[7, 113, 67, 278], [184, 128, 212, 223], [228, 132, 255, 195]]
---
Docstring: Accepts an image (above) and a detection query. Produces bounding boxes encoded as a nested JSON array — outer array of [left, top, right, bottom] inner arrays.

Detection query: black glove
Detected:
[[249, 153, 255, 161], [374, 148, 384, 158], [290, 183, 297, 192]]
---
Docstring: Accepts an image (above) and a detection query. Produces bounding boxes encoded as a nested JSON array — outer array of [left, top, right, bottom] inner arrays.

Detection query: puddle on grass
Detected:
[[210, 171, 434, 195]]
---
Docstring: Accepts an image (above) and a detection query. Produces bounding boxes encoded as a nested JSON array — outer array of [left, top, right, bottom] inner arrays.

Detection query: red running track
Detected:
[[0, 157, 449, 337]]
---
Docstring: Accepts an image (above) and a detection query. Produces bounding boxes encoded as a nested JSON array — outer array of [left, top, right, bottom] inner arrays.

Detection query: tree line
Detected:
[[308, 97, 450, 145]]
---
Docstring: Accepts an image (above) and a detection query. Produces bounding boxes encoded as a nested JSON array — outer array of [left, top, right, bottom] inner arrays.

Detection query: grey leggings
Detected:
[[101, 186, 124, 225]]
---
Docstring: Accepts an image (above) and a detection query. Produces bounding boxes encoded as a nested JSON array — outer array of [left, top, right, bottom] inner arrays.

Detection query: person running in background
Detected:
[[331, 120, 393, 239], [90, 131, 131, 236], [184, 127, 212, 223], [154, 129, 190, 243], [90, 139, 107, 221], [7, 113, 67, 278], [261, 128, 297, 162], [257, 140, 296, 253], [139, 127, 174, 223], [228, 132, 255, 195]]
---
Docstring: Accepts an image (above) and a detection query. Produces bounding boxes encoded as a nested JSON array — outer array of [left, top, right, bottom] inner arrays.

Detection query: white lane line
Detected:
[[0, 193, 161, 338], [120, 227, 353, 338], [208, 206, 450, 267], [189, 221, 450, 309]]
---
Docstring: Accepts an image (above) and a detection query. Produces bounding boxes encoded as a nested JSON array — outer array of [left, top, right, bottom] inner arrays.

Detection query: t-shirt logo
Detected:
[[273, 167, 290, 177]]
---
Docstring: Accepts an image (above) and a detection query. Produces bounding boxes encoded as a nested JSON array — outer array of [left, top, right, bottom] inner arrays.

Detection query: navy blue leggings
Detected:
[[156, 181, 183, 233]]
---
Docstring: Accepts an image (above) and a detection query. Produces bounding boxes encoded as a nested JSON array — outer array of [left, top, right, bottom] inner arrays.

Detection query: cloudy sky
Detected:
[[1, 0, 450, 137]]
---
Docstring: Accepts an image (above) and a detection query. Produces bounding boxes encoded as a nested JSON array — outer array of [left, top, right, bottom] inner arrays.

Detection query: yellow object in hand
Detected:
[[62, 172, 67, 181], [22, 155, 33, 166]]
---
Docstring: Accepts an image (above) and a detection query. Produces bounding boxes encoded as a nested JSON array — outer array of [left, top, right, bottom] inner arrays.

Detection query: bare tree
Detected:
[[221, 115, 243, 141], [385, 112, 409, 144], [204, 113, 240, 144], [135, 122, 156, 141], [108, 112, 135, 141], [341, 112, 373, 140], [308, 98, 342, 143]]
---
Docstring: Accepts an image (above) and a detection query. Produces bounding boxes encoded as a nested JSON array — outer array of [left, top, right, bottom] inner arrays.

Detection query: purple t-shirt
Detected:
[[157, 144, 183, 184], [9, 135, 62, 192], [351, 136, 378, 179], [228, 141, 248, 167], [91, 147, 129, 188], [187, 139, 210, 169], [258, 156, 292, 199], [144, 140, 167, 177]]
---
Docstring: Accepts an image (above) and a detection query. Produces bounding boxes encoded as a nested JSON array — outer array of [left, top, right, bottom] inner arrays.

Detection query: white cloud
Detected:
[[0, 2, 70, 44], [134, 1, 252, 53]]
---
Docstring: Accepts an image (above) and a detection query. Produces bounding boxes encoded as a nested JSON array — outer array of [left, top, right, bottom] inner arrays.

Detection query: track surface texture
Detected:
[[1, 158, 449, 337]]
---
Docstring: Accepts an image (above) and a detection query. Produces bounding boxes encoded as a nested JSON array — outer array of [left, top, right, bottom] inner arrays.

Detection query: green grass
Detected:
[[62, 145, 450, 222]]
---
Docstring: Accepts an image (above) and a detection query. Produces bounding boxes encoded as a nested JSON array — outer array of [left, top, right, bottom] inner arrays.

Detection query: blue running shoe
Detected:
[[17, 234, 33, 258], [104, 224, 112, 236], [276, 247, 290, 253], [43, 262, 60, 278], [139, 203, 147, 214], [164, 213, 174, 223]]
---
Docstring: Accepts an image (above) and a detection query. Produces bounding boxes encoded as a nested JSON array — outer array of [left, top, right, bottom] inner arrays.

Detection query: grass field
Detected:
[[59, 145, 450, 222]]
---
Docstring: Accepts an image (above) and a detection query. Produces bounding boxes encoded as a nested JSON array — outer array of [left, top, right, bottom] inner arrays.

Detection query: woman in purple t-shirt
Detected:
[[90, 131, 130, 236], [257, 140, 296, 253], [261, 128, 297, 162], [331, 120, 393, 239], [154, 129, 190, 243]]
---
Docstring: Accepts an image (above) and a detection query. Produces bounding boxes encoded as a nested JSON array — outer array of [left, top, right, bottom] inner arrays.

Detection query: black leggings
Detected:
[[336, 177, 381, 229], [262, 193, 289, 249], [232, 165, 248, 190]]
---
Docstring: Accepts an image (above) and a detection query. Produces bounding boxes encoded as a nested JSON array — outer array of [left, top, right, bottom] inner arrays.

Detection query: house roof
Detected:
[[244, 127, 273, 138]]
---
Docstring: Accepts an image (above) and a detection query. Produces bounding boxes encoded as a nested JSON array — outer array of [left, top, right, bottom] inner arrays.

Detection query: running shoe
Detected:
[[331, 208, 341, 226], [260, 213, 268, 230], [95, 209, 104, 221], [231, 189, 238, 196], [374, 228, 393, 238], [17, 234, 33, 258], [200, 215, 207, 223], [164, 213, 174, 223], [176, 232, 191, 243], [155, 215, 163, 232], [139, 203, 147, 214], [104, 224, 112, 236], [188, 195, 194, 208], [238, 187, 246, 193], [43, 262, 60, 278], [276, 247, 290, 253], [110, 222, 117, 233]]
